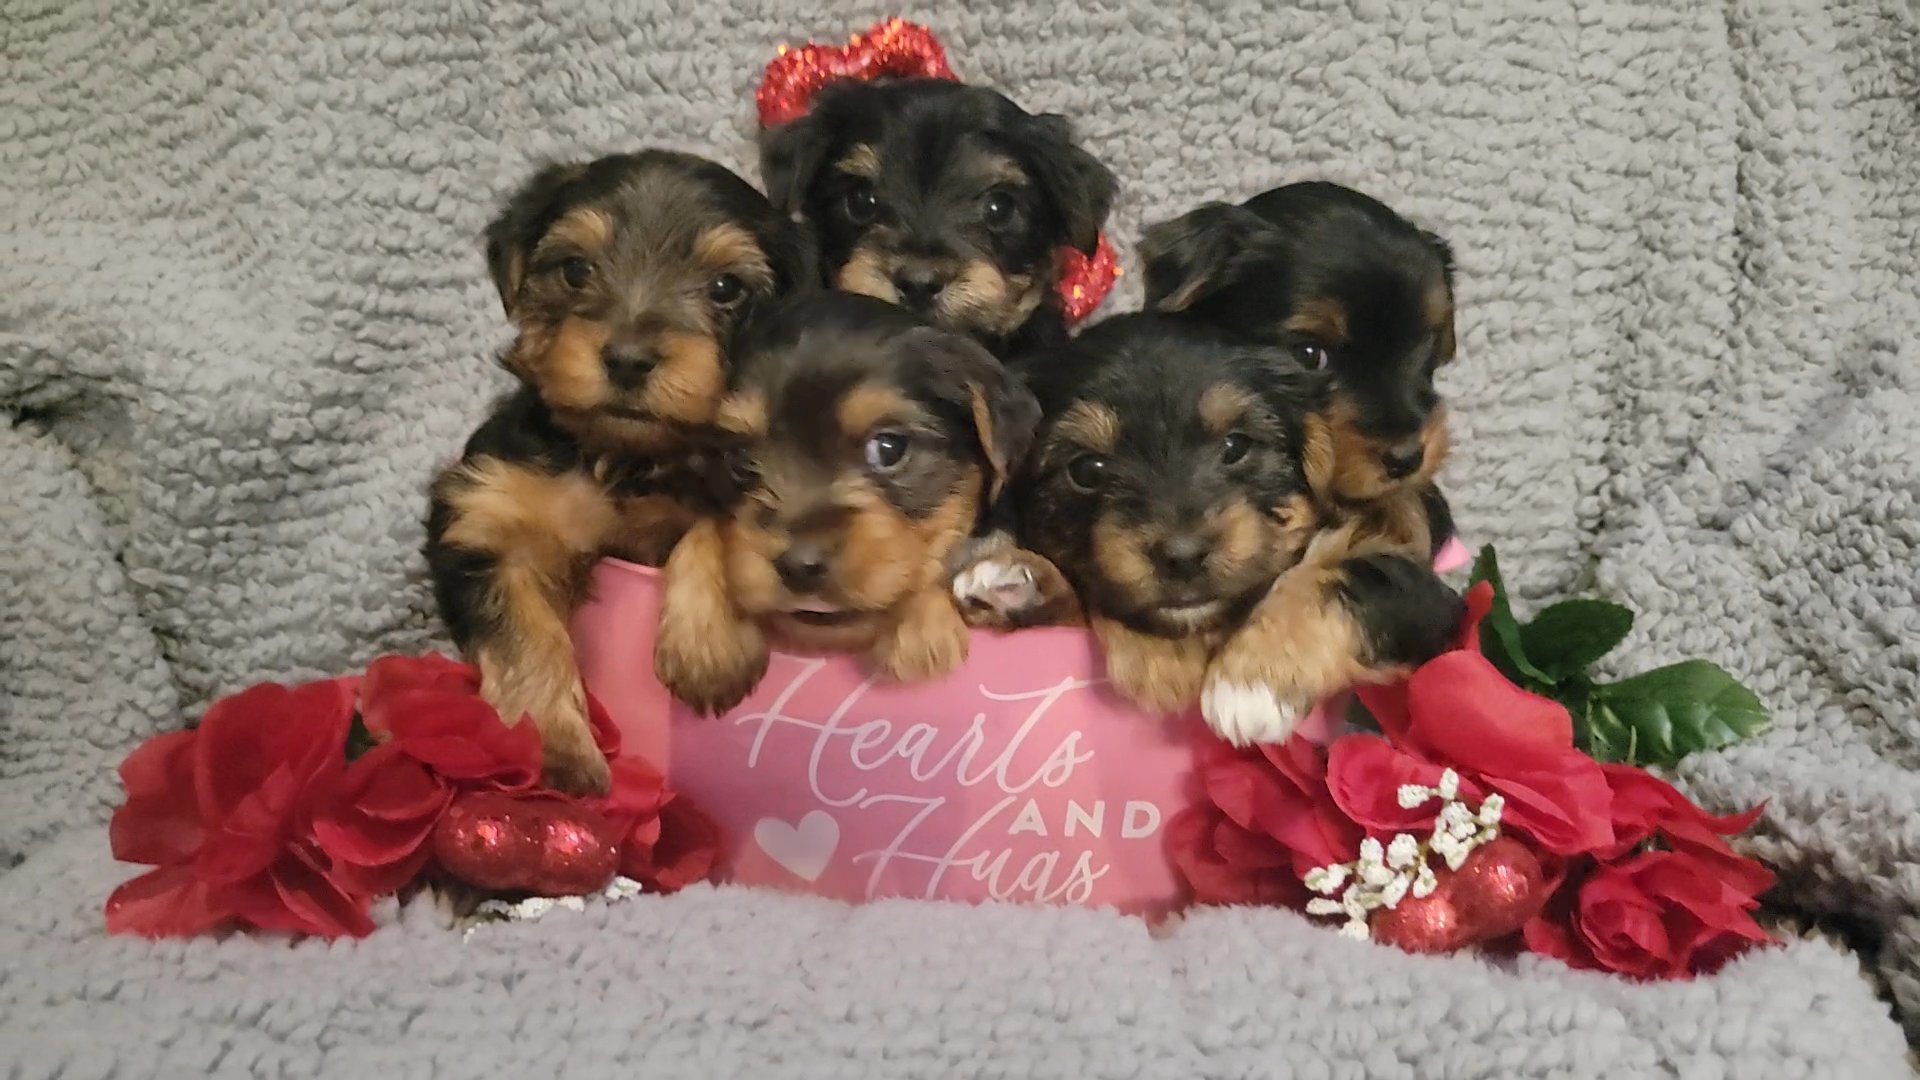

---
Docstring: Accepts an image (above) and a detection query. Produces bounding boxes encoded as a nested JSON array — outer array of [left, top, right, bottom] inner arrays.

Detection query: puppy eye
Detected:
[[843, 183, 880, 226], [981, 189, 1018, 227], [1221, 433, 1251, 465], [559, 257, 592, 290], [707, 273, 746, 307], [1296, 344, 1330, 371], [1067, 454, 1110, 492], [723, 446, 757, 484], [864, 431, 910, 471]]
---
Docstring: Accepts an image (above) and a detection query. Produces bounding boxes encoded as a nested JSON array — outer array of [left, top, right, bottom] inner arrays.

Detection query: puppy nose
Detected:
[[601, 345, 658, 390], [1151, 534, 1211, 581], [1381, 440, 1426, 480], [892, 268, 949, 308], [774, 542, 831, 593]]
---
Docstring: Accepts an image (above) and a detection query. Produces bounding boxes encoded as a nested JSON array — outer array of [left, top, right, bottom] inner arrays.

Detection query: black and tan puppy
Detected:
[[654, 291, 1039, 714], [1142, 181, 1457, 551], [759, 78, 1117, 357], [1006, 314, 1462, 738], [425, 150, 814, 792]]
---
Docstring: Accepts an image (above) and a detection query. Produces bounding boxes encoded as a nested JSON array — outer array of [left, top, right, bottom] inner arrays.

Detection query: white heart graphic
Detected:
[[753, 810, 840, 882]]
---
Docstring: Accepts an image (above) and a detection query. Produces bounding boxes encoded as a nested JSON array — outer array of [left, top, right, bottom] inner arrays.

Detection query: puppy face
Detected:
[[717, 292, 1039, 653], [1017, 315, 1331, 638], [761, 79, 1117, 347], [485, 151, 815, 451], [1142, 181, 1455, 501]]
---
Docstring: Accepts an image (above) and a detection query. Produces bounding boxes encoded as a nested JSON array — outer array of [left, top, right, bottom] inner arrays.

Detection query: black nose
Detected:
[[774, 543, 831, 593], [892, 268, 949, 308], [602, 345, 658, 390], [1381, 441, 1425, 480], [1151, 533, 1211, 581]]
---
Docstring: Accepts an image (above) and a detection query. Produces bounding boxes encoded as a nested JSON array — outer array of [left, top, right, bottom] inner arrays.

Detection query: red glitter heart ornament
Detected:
[[1372, 837, 1549, 953], [756, 18, 1118, 324], [433, 791, 621, 897]]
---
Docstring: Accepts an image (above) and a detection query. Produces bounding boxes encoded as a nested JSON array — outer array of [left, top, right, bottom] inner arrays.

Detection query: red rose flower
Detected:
[[1524, 848, 1771, 978], [191, 678, 371, 937], [357, 654, 542, 789], [311, 654, 544, 892], [1199, 737, 1361, 879], [1354, 650, 1614, 856], [1166, 803, 1308, 907], [108, 678, 373, 938], [106, 729, 223, 937], [1597, 764, 1772, 893], [310, 742, 453, 896], [623, 795, 723, 893], [578, 702, 721, 893]]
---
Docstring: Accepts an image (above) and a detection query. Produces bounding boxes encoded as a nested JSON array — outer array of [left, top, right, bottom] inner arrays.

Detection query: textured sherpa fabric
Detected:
[[1, 0, 1916, 1076]]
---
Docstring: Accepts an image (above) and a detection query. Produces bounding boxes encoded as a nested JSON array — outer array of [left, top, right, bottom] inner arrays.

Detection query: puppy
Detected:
[[425, 150, 813, 792], [1141, 181, 1457, 553], [759, 77, 1118, 357], [654, 291, 1039, 714], [1009, 314, 1462, 732]]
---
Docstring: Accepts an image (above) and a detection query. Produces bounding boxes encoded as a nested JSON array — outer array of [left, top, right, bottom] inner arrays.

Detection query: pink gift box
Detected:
[[573, 538, 1469, 916]]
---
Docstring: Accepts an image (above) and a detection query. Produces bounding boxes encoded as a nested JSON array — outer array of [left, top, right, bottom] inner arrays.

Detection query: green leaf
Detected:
[[1466, 545, 1554, 688], [1584, 660, 1771, 766], [1519, 599, 1635, 680]]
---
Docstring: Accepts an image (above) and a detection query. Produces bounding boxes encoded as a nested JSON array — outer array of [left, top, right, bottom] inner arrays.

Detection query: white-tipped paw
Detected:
[[952, 558, 1041, 624], [1201, 678, 1303, 747]]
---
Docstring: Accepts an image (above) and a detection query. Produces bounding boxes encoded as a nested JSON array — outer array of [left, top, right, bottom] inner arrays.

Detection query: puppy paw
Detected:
[[1093, 619, 1209, 715], [654, 618, 769, 716], [540, 719, 613, 795], [951, 548, 1080, 630], [1200, 677, 1305, 747], [874, 590, 971, 682], [478, 652, 610, 794]]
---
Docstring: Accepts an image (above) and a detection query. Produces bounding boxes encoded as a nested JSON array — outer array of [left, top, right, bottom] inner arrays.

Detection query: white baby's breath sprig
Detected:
[[1300, 772, 1503, 942]]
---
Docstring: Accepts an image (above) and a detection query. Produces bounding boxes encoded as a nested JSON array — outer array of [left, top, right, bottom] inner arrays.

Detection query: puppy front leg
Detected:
[[1202, 552, 1463, 747], [872, 586, 971, 682], [475, 567, 608, 794], [1090, 616, 1210, 716], [429, 458, 616, 794], [654, 519, 769, 715]]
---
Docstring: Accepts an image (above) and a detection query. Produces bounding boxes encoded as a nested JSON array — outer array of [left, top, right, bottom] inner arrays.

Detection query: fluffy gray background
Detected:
[[3, 0, 1916, 1075]]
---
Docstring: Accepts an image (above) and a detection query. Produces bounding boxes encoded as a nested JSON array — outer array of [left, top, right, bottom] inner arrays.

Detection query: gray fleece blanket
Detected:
[[3, 0, 1916, 1076]]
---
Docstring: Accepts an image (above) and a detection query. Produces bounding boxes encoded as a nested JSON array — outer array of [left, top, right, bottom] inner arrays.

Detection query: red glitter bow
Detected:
[[755, 17, 1118, 325]]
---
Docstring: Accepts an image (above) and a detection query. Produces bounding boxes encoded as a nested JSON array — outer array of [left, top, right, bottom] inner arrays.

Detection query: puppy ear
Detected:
[[1139, 202, 1275, 313], [1009, 113, 1117, 255], [484, 161, 586, 315], [968, 370, 1042, 502], [1420, 229, 1456, 276], [758, 110, 834, 217], [913, 329, 1041, 501]]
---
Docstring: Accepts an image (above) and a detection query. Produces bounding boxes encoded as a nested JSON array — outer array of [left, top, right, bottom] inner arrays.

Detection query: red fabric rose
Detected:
[[1524, 849, 1771, 978], [579, 701, 721, 893], [310, 743, 453, 896], [1354, 650, 1614, 856], [106, 729, 223, 937], [311, 654, 543, 891], [1597, 764, 1772, 893], [1166, 804, 1308, 907], [357, 653, 542, 789], [1201, 737, 1360, 879], [107, 678, 373, 938]]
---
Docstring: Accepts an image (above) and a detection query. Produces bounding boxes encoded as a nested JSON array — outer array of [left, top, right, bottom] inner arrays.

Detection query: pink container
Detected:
[[572, 539, 1469, 916]]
